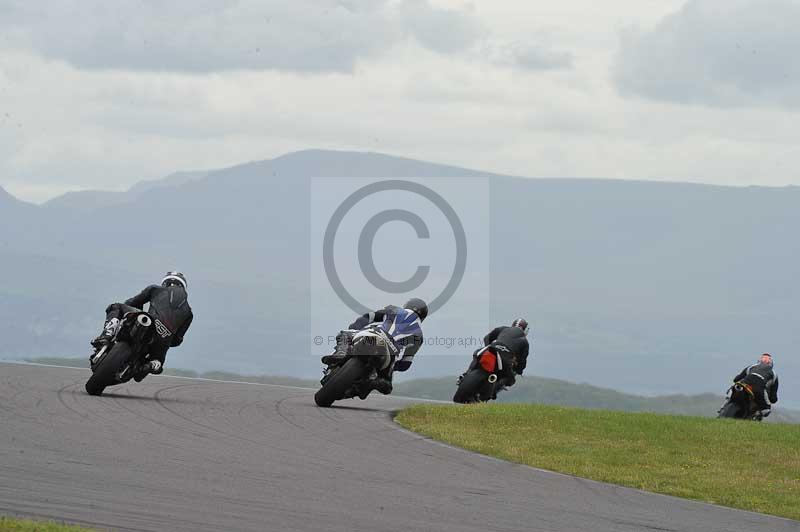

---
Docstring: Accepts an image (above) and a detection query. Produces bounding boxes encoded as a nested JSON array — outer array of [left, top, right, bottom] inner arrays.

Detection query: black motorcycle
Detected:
[[453, 345, 515, 404], [85, 312, 157, 396], [717, 382, 765, 421], [314, 326, 397, 407]]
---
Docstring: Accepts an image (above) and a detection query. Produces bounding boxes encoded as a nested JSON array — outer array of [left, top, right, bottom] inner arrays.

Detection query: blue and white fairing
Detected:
[[350, 305, 424, 371], [378, 306, 422, 344]]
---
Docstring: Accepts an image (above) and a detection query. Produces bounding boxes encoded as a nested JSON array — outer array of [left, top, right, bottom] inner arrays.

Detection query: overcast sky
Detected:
[[1, 0, 798, 202]]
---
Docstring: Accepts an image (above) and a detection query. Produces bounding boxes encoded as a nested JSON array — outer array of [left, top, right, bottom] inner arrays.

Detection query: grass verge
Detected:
[[395, 403, 800, 520], [0, 517, 95, 532]]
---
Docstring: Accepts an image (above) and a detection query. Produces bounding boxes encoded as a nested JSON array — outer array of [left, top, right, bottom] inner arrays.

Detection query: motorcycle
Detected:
[[85, 311, 157, 396], [314, 326, 398, 407], [717, 382, 765, 421], [453, 345, 515, 404]]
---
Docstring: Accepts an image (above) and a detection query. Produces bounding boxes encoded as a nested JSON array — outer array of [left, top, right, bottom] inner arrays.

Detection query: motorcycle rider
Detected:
[[324, 298, 427, 399], [731, 353, 779, 418], [91, 271, 194, 381], [461, 318, 531, 391]]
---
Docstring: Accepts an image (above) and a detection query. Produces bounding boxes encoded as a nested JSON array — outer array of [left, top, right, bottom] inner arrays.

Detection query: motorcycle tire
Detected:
[[85, 342, 132, 396], [453, 369, 493, 404], [314, 358, 367, 408], [717, 401, 740, 419]]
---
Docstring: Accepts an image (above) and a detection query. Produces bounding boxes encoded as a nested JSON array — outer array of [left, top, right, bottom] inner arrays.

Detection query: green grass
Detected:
[[396, 403, 800, 520], [0, 517, 96, 531]]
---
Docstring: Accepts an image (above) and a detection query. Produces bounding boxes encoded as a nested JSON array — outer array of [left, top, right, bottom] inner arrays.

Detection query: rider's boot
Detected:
[[490, 375, 516, 400], [359, 370, 393, 399], [373, 377, 393, 395], [134, 360, 163, 382], [91, 318, 120, 350], [321, 330, 354, 366]]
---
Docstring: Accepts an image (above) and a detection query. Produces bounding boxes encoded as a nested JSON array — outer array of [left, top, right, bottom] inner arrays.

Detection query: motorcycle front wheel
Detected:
[[85, 342, 132, 396]]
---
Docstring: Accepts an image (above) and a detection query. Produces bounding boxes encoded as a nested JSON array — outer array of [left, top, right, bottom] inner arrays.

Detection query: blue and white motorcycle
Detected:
[[314, 326, 399, 408]]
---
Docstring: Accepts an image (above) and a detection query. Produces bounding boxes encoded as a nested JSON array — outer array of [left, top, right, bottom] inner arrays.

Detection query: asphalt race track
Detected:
[[0, 363, 796, 532]]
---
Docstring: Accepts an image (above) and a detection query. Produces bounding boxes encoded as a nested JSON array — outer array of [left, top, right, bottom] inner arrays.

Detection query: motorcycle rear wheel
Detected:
[[453, 369, 493, 404], [717, 401, 740, 419], [314, 358, 367, 408]]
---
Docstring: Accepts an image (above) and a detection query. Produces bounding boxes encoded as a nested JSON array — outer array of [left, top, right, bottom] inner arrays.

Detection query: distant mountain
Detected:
[[43, 170, 209, 211], [0, 185, 18, 204], [0, 184, 33, 209], [42, 190, 128, 211], [127, 170, 208, 196], [262, 149, 507, 178], [40, 149, 498, 212], [0, 185, 37, 239], [1, 150, 797, 407]]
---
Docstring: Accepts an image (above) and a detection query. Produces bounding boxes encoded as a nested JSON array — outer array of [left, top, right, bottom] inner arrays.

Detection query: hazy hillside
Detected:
[[490, 179, 800, 399], [0, 185, 36, 224], [43, 170, 209, 211], [0, 185, 22, 206], [1, 150, 797, 407]]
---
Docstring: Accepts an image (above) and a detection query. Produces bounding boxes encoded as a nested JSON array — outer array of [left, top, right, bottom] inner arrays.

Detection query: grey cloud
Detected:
[[0, 0, 483, 74], [493, 41, 572, 71], [398, 0, 484, 54], [615, 0, 800, 108]]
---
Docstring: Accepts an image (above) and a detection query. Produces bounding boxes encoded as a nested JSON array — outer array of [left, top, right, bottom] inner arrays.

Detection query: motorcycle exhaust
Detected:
[[487, 374, 498, 384], [137, 314, 152, 327]]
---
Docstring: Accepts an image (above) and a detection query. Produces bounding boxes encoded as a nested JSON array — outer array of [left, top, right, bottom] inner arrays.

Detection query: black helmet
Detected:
[[512, 318, 530, 335], [162, 271, 187, 289], [404, 298, 428, 322]]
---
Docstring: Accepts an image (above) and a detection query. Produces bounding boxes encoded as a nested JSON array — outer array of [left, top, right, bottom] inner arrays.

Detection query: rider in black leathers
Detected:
[[91, 271, 193, 381], [461, 318, 531, 391], [732, 353, 779, 417]]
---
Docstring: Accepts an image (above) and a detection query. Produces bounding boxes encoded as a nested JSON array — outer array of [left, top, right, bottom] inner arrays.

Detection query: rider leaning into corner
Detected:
[[324, 298, 427, 399], [732, 353, 779, 418], [461, 318, 531, 393], [91, 271, 194, 382]]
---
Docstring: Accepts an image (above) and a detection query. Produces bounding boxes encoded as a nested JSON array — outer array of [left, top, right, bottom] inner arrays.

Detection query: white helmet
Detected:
[[162, 271, 188, 290]]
